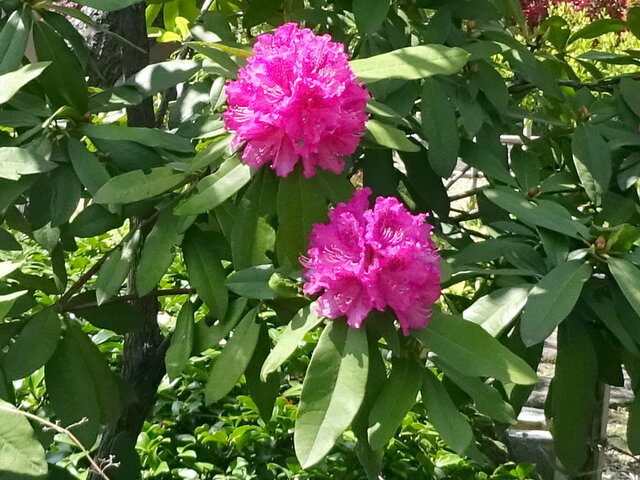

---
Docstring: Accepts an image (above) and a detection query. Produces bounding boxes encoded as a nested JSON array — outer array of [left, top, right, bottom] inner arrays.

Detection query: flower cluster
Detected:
[[223, 23, 369, 178], [301, 188, 441, 335], [520, 0, 627, 25]]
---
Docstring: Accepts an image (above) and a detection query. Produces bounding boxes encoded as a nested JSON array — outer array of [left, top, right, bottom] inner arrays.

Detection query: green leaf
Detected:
[[350, 45, 470, 83], [364, 119, 419, 152], [66, 324, 122, 423], [0, 62, 51, 105], [4, 309, 61, 380], [0, 291, 27, 320], [294, 322, 368, 469], [520, 261, 592, 347], [136, 208, 195, 296], [353, 0, 389, 34], [166, 301, 195, 380], [436, 358, 516, 424], [0, 147, 55, 180], [413, 312, 538, 385], [628, 396, 640, 455], [96, 230, 141, 305], [584, 292, 640, 358], [276, 167, 327, 266], [421, 367, 474, 454], [67, 140, 111, 196], [0, 11, 31, 75], [0, 398, 48, 478], [609, 257, 640, 319], [194, 298, 247, 353], [225, 265, 276, 299], [367, 357, 421, 451], [484, 186, 589, 239], [77, 124, 193, 153], [89, 60, 200, 111], [183, 228, 228, 320], [67, 204, 122, 238], [93, 167, 187, 204], [65, 291, 140, 334], [572, 125, 611, 206], [231, 169, 277, 270], [421, 78, 460, 178], [463, 285, 532, 337], [0, 261, 23, 280], [0, 229, 20, 251], [45, 328, 101, 448], [568, 18, 626, 43], [551, 319, 598, 474], [174, 156, 251, 215], [71, 0, 144, 12], [245, 325, 280, 422], [33, 21, 88, 112], [205, 308, 260, 403], [261, 304, 322, 381], [50, 165, 82, 227]]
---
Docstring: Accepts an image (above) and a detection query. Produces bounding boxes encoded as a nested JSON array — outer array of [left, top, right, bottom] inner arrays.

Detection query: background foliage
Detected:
[[1, 0, 640, 479]]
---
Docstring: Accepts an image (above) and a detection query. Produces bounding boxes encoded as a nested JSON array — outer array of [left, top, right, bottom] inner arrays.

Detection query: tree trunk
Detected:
[[87, 4, 165, 479]]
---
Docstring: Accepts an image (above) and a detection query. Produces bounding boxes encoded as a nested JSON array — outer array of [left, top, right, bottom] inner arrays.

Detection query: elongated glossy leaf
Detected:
[[77, 124, 193, 153], [136, 209, 195, 296], [0, 291, 27, 320], [353, 0, 389, 34], [276, 167, 327, 265], [0, 62, 51, 105], [4, 309, 61, 380], [484, 187, 589, 239], [50, 165, 82, 227], [413, 312, 538, 385], [65, 291, 140, 334], [245, 325, 280, 422], [552, 319, 598, 474], [225, 265, 276, 299], [463, 285, 532, 337], [421, 367, 474, 454], [67, 204, 122, 238], [33, 21, 87, 112], [67, 140, 111, 196], [72, 0, 143, 11], [0, 147, 55, 180], [436, 358, 516, 424], [568, 18, 626, 43], [364, 119, 419, 152], [231, 168, 277, 269], [367, 357, 421, 451], [166, 301, 195, 380], [183, 228, 228, 320], [609, 257, 640, 319], [0, 261, 23, 280], [89, 60, 200, 110], [194, 298, 247, 353], [0, 11, 31, 75], [96, 230, 141, 305], [294, 322, 368, 468], [45, 329, 101, 447], [174, 156, 251, 215], [350, 45, 470, 83], [572, 124, 611, 205], [0, 399, 47, 478], [261, 304, 322, 381], [584, 292, 640, 358], [205, 308, 260, 403], [0, 229, 20, 251], [628, 396, 640, 455], [94, 167, 187, 204], [66, 324, 122, 423], [421, 77, 459, 178], [520, 261, 592, 347]]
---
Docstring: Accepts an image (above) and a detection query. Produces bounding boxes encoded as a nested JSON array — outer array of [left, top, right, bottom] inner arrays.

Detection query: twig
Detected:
[[57, 252, 111, 307], [61, 288, 197, 311], [449, 186, 486, 202], [154, 0, 217, 127], [445, 165, 472, 189], [0, 405, 113, 480]]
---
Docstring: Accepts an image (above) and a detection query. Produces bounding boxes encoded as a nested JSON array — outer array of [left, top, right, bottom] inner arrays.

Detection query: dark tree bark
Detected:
[[86, 4, 166, 479]]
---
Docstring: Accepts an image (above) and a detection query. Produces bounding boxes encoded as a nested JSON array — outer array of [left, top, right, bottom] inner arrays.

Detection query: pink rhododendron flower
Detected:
[[223, 23, 369, 178], [301, 188, 441, 335]]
